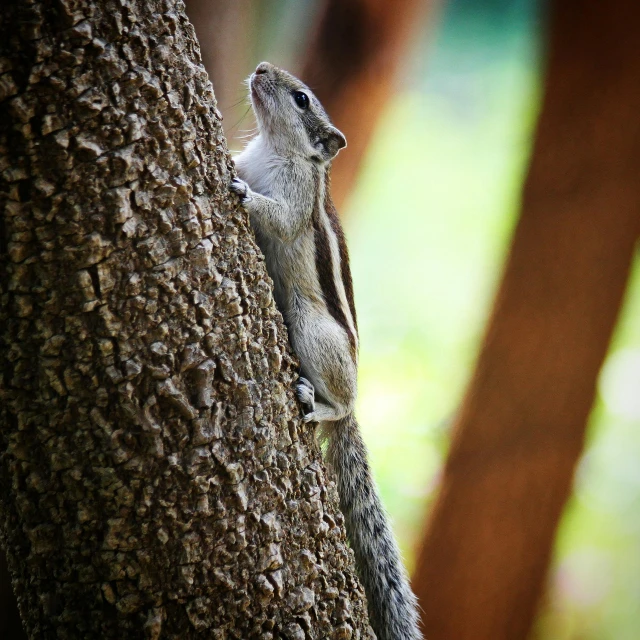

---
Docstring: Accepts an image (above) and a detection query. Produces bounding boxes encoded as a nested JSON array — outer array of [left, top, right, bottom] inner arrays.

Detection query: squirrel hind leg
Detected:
[[296, 377, 351, 424], [296, 376, 315, 411], [297, 377, 353, 421], [302, 400, 347, 423], [302, 385, 352, 422]]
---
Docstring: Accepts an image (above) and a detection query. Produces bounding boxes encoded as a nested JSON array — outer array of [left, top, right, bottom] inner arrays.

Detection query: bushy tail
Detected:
[[326, 415, 423, 640]]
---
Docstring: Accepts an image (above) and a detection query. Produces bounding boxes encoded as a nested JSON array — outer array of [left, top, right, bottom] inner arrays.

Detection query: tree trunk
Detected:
[[413, 1, 640, 639], [0, 550, 26, 639], [0, 1, 374, 638], [300, 0, 433, 210]]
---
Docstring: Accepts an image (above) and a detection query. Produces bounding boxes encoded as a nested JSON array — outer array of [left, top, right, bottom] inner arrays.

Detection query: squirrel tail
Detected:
[[325, 415, 423, 640]]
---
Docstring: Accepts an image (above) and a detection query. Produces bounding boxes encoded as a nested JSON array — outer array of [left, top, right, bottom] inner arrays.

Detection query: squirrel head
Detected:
[[248, 61, 347, 162]]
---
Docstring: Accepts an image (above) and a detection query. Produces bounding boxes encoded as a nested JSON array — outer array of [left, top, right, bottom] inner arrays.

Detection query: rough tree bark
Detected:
[[300, 0, 433, 210], [0, 1, 374, 638], [413, 1, 640, 639], [0, 550, 26, 639]]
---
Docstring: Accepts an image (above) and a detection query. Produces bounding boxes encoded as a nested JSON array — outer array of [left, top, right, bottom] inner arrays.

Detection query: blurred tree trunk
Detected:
[[0, 1, 374, 638], [300, 0, 434, 210], [184, 0, 257, 144], [413, 1, 640, 639]]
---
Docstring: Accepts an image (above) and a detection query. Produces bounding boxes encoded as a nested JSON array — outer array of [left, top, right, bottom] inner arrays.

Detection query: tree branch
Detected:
[[300, 0, 434, 210]]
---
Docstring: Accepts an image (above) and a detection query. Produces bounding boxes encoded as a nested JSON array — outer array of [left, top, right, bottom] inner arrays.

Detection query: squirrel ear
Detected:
[[323, 126, 347, 159]]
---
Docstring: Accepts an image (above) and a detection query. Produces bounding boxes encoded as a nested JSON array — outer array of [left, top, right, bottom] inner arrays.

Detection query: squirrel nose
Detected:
[[255, 61, 274, 75]]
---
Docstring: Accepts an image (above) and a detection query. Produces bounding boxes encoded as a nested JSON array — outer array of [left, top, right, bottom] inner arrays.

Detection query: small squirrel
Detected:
[[231, 62, 423, 640]]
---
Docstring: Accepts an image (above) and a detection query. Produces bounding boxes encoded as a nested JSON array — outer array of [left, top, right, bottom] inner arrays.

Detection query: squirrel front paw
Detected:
[[230, 177, 250, 202], [296, 377, 315, 415]]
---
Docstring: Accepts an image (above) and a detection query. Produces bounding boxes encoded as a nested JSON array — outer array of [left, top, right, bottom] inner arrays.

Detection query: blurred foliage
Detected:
[[536, 262, 640, 640], [345, 0, 540, 562], [340, 0, 640, 638]]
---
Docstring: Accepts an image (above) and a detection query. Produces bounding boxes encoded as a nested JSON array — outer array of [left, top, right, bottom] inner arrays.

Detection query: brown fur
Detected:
[[311, 167, 357, 357]]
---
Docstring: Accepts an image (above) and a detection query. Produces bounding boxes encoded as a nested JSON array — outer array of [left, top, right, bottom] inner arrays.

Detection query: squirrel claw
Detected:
[[230, 177, 249, 201], [296, 377, 315, 414]]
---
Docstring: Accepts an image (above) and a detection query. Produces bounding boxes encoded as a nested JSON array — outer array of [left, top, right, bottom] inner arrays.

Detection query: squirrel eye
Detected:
[[293, 91, 309, 110]]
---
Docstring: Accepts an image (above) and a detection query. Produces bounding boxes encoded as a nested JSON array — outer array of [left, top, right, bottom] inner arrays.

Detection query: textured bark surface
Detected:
[[413, 1, 640, 639], [0, 1, 374, 638], [0, 550, 26, 639], [300, 0, 432, 210]]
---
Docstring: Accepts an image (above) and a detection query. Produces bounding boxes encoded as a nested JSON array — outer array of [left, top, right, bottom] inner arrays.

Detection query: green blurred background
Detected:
[[226, 0, 640, 636]]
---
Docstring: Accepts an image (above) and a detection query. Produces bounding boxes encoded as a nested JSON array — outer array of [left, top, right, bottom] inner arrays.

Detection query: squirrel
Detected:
[[230, 61, 423, 640]]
